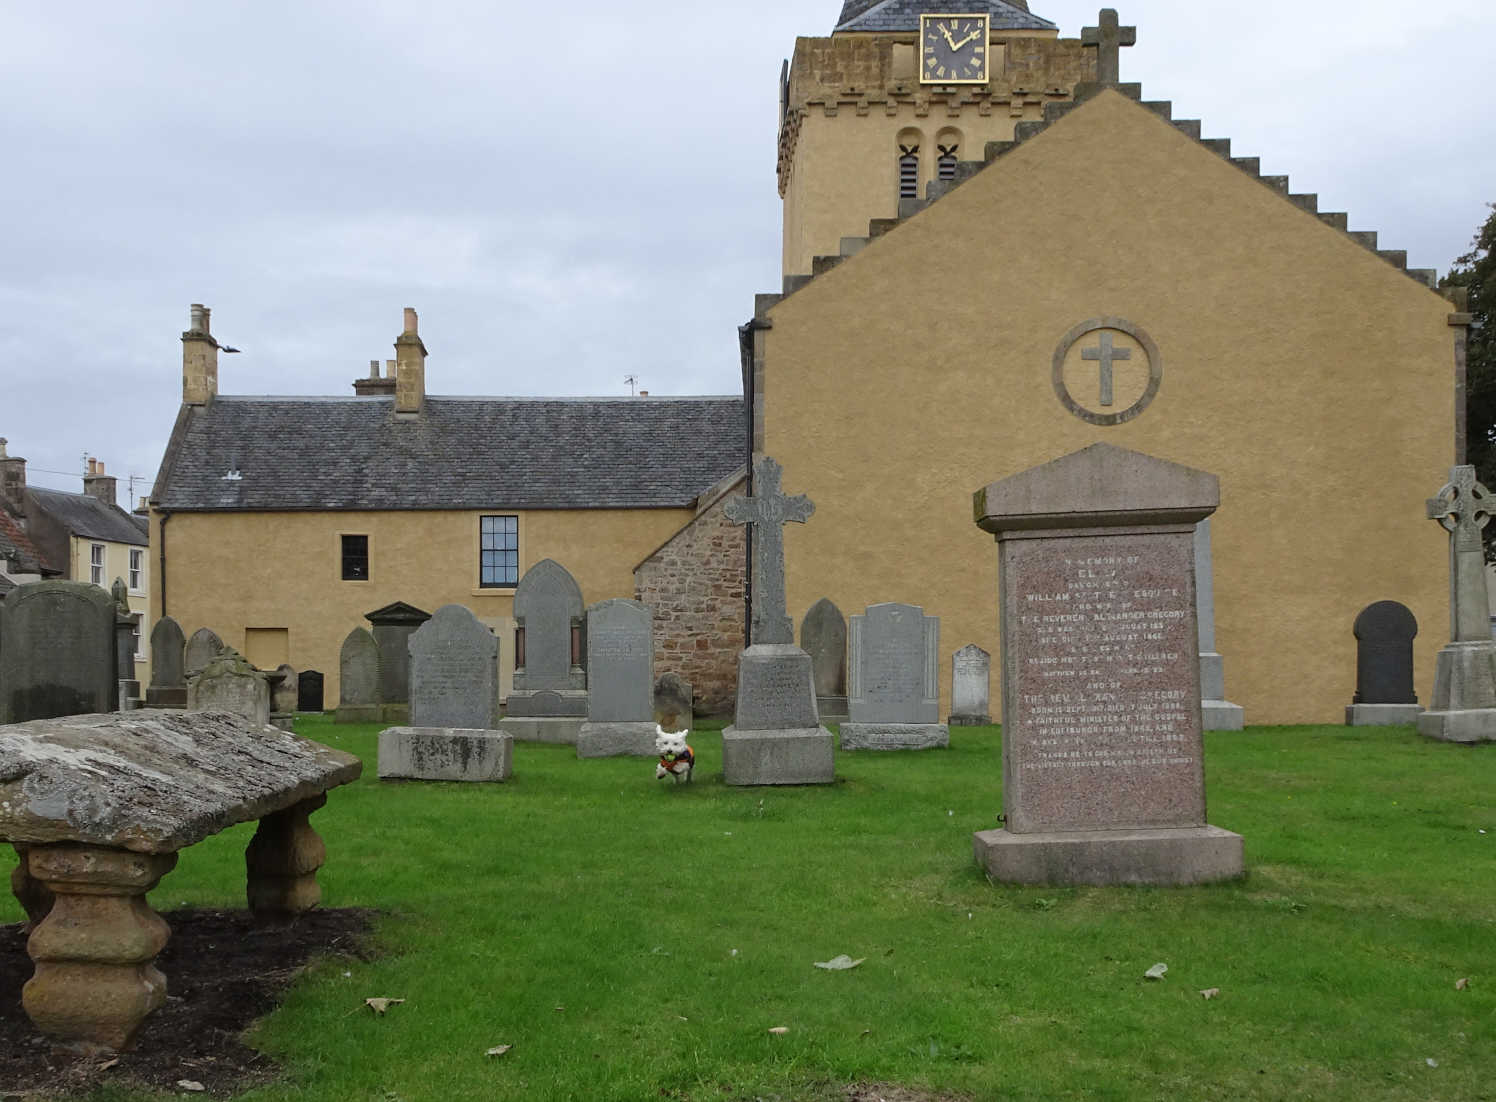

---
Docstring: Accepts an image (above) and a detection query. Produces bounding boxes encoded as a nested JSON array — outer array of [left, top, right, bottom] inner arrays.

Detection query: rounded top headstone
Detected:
[[1352, 601, 1418, 641]]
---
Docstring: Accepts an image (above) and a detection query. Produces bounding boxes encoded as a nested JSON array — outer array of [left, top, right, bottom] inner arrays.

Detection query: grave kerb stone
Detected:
[[378, 727, 513, 783]]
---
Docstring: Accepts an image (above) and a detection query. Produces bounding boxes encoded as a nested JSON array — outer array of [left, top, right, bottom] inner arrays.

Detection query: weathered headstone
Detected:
[[842, 603, 947, 749], [949, 644, 992, 726], [378, 727, 513, 782], [270, 663, 298, 730], [408, 605, 500, 731], [335, 628, 382, 724], [970, 443, 1244, 886], [111, 578, 141, 711], [654, 672, 693, 732], [721, 456, 834, 784], [184, 627, 226, 679], [500, 559, 587, 744], [298, 669, 325, 713], [1194, 520, 1244, 730], [0, 581, 118, 724], [366, 601, 431, 724], [1418, 466, 1496, 742], [187, 652, 270, 726], [577, 598, 656, 757], [146, 616, 188, 708], [800, 598, 848, 721], [1345, 601, 1421, 726]]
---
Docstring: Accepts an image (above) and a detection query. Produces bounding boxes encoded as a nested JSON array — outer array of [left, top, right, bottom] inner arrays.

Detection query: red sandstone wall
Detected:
[[634, 492, 746, 717]]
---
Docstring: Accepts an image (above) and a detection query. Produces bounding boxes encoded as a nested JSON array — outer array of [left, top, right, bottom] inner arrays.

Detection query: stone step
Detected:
[[1262, 175, 1290, 195], [1141, 100, 1173, 120], [1201, 138, 1232, 158], [984, 140, 1017, 162], [1349, 229, 1379, 251], [1318, 212, 1349, 231], [1231, 156, 1261, 176], [1172, 119, 1202, 140], [1409, 268, 1439, 289], [1378, 248, 1408, 270], [1289, 193, 1319, 214], [812, 254, 844, 276], [897, 196, 928, 219], [839, 237, 869, 258], [868, 218, 900, 238], [782, 274, 812, 295]]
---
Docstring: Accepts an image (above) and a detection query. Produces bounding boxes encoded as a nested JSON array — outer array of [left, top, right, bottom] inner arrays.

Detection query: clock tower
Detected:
[[778, 2, 1110, 278]]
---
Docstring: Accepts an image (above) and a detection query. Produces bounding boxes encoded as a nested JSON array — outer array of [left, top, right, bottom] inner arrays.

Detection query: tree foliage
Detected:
[[1444, 203, 1496, 487]]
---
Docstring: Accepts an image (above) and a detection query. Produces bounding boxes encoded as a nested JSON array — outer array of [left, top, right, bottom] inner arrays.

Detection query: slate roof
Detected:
[[153, 396, 747, 512], [28, 490, 150, 547], [0, 511, 48, 572], [836, 0, 1054, 32]]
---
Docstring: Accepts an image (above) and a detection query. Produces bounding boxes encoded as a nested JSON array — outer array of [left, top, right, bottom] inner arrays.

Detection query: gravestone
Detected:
[[0, 581, 118, 724], [842, 603, 947, 749], [654, 672, 693, 732], [335, 628, 382, 723], [800, 598, 848, 721], [1418, 467, 1496, 742], [270, 663, 298, 730], [721, 456, 834, 784], [298, 670, 325, 713], [577, 599, 656, 757], [500, 559, 587, 744], [378, 727, 513, 783], [184, 628, 226, 679], [1346, 601, 1421, 726], [970, 443, 1244, 886], [187, 652, 270, 726], [145, 616, 188, 708], [111, 578, 141, 711], [1194, 520, 1244, 730], [366, 601, 431, 724], [408, 605, 500, 731], [949, 644, 992, 726]]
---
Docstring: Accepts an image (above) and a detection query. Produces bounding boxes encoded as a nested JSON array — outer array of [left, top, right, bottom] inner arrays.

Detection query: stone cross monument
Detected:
[[1081, 8, 1136, 87], [1417, 465, 1496, 742], [721, 455, 833, 785]]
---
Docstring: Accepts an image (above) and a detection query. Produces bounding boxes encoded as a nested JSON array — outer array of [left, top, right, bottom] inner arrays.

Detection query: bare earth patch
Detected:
[[0, 907, 376, 1099], [843, 1084, 971, 1102]]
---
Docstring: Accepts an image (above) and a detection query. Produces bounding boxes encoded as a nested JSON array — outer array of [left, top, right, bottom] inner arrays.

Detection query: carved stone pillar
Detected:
[[23, 845, 177, 1051], [11, 844, 54, 927], [245, 794, 327, 921]]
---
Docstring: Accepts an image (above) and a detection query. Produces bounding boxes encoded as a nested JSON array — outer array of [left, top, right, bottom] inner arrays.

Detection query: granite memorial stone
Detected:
[[721, 456, 834, 784], [949, 644, 992, 726], [187, 652, 270, 726], [184, 628, 226, 679], [146, 616, 188, 709], [366, 601, 430, 724], [298, 670, 324, 713], [501, 559, 587, 744], [842, 603, 948, 749], [970, 443, 1244, 886], [335, 628, 382, 724], [378, 727, 513, 783], [577, 598, 656, 757], [1194, 520, 1244, 730], [1346, 601, 1421, 726], [408, 605, 500, 731], [654, 672, 693, 732], [0, 581, 118, 724], [800, 598, 848, 721]]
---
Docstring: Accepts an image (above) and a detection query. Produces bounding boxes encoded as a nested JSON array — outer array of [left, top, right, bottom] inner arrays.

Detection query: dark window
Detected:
[[937, 144, 959, 180], [898, 145, 920, 199], [341, 534, 369, 581], [480, 515, 518, 588]]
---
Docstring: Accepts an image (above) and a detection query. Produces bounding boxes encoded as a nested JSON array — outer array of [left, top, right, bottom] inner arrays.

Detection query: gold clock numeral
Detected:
[[926, 56, 938, 67]]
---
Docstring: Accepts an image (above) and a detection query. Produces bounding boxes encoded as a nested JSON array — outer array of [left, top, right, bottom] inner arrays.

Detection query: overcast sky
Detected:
[[3, 0, 1491, 506]]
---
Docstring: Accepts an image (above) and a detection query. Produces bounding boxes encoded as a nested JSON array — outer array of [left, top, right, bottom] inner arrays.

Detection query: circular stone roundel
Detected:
[[1051, 317, 1162, 427]]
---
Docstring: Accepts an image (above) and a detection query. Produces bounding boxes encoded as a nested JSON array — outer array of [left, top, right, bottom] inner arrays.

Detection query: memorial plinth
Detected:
[[971, 443, 1243, 886]]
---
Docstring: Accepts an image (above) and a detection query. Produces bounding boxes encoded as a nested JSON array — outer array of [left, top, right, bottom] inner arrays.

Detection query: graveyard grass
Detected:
[[19, 719, 1496, 1102]]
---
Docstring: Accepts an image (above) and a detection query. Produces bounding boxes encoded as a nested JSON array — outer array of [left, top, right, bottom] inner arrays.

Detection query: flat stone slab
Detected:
[[722, 726, 834, 785], [0, 711, 362, 853], [949, 714, 990, 727], [377, 727, 513, 782], [1202, 701, 1245, 731], [576, 721, 657, 758], [840, 723, 949, 750], [1416, 709, 1496, 744], [1346, 703, 1423, 727], [973, 825, 1244, 886], [498, 716, 584, 744]]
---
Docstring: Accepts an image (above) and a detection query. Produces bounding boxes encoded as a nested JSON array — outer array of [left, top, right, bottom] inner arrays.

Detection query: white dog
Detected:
[[654, 725, 694, 784]]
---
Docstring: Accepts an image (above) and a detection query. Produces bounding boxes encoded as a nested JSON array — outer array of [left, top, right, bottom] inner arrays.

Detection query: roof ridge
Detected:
[[836, 0, 1055, 32], [213, 394, 742, 404]]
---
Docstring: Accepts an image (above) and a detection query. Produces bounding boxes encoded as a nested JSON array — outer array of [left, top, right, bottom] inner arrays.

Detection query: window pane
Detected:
[[341, 534, 369, 581]]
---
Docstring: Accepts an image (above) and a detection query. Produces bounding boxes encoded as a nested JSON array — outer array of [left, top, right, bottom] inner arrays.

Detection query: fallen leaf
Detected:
[[1200, 988, 1220, 1000], [365, 997, 406, 1015], [1456, 978, 1470, 990], [176, 1082, 206, 1093], [1144, 963, 1168, 980], [485, 1045, 512, 1058], [1426, 1057, 1439, 1068], [768, 1026, 789, 1035], [814, 955, 866, 971], [554, 1006, 565, 1012], [98, 1058, 120, 1071]]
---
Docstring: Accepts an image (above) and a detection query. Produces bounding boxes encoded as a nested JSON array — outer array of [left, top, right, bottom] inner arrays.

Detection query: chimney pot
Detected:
[[370, 359, 381, 378], [190, 304, 211, 334], [639, 390, 649, 397], [0, 439, 7, 459], [403, 307, 419, 335]]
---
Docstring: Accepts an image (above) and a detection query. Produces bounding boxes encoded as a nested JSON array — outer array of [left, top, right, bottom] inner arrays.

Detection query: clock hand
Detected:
[[939, 23, 958, 49], [954, 30, 983, 50]]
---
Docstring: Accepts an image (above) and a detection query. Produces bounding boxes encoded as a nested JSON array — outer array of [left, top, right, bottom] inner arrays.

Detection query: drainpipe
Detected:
[[737, 320, 756, 646], [157, 510, 171, 619]]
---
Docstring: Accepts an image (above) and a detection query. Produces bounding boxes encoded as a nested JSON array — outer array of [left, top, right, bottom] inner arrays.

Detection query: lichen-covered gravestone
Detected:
[[1346, 601, 1421, 726], [188, 652, 270, 726], [183, 627, 226, 679], [949, 644, 992, 726], [407, 605, 499, 730], [577, 599, 656, 757], [336, 627, 382, 724], [0, 581, 117, 724], [270, 663, 298, 730], [842, 602, 948, 750], [500, 559, 588, 744], [800, 598, 848, 722], [145, 616, 188, 709]]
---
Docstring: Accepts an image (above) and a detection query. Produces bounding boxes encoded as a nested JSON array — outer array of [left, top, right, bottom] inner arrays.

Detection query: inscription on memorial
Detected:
[[737, 657, 816, 730], [1004, 534, 1204, 831]]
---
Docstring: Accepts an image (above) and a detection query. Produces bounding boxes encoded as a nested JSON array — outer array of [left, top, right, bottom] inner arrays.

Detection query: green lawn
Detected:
[[15, 719, 1496, 1101]]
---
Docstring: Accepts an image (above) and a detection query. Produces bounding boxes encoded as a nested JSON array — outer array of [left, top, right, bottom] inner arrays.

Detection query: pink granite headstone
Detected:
[[971, 443, 1244, 886]]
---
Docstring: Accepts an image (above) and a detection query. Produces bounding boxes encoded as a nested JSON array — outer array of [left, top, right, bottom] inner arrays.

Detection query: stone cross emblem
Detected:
[[1081, 8, 1137, 86], [724, 456, 815, 646], [1427, 466, 1493, 553], [1081, 331, 1131, 407], [1427, 465, 1495, 642]]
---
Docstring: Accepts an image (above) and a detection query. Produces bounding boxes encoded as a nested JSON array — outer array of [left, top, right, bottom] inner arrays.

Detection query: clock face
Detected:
[[920, 13, 990, 84]]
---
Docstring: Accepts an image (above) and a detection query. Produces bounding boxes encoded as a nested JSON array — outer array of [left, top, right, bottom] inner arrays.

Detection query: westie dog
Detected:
[[654, 725, 694, 784]]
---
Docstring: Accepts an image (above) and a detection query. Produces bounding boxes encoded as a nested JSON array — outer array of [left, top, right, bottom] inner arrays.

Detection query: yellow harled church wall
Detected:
[[763, 89, 1456, 726], [150, 506, 692, 705]]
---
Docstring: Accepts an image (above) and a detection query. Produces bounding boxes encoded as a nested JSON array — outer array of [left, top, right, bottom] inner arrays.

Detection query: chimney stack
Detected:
[[353, 357, 397, 397], [182, 303, 219, 405], [0, 438, 26, 516], [83, 457, 118, 508], [394, 307, 427, 418]]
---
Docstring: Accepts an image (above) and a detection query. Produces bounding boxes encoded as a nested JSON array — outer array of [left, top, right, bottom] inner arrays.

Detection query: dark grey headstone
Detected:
[[337, 628, 382, 723], [184, 627, 226, 678], [584, 599, 653, 722], [409, 605, 499, 730], [654, 673, 693, 732], [366, 602, 431, 706], [148, 617, 187, 697], [1353, 601, 1418, 705], [801, 598, 847, 710], [513, 560, 585, 692], [0, 581, 118, 724], [848, 603, 940, 724], [298, 669, 325, 713]]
